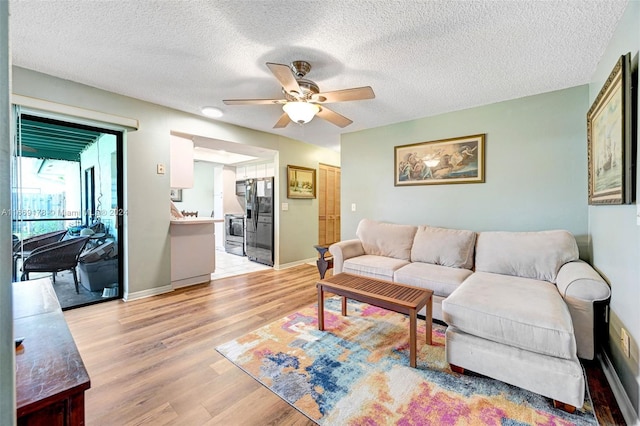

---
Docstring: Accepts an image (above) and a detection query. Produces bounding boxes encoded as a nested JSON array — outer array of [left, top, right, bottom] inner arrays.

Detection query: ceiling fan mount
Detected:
[[222, 60, 375, 128], [290, 60, 312, 79]]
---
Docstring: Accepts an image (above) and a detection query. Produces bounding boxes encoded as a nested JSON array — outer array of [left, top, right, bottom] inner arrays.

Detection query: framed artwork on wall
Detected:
[[287, 165, 316, 199], [170, 188, 182, 202], [394, 134, 485, 186], [587, 52, 633, 205]]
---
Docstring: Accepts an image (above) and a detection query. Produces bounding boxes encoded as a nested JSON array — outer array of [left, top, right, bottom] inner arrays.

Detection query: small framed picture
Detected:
[[287, 165, 316, 199], [170, 188, 182, 202]]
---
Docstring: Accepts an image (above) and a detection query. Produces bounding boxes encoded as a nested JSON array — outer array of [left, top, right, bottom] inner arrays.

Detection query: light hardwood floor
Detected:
[[64, 264, 624, 425]]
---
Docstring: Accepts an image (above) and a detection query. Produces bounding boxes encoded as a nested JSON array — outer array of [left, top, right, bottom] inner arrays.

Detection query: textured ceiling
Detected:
[[9, 1, 628, 151]]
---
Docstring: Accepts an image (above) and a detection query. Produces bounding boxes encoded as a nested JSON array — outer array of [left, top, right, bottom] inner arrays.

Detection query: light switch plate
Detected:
[[282, 203, 289, 211], [351, 203, 356, 212], [157, 163, 166, 175], [621, 327, 630, 357]]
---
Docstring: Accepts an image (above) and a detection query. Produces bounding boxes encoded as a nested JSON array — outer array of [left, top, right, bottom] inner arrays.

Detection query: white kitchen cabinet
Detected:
[[236, 161, 275, 180], [265, 163, 275, 177], [170, 135, 194, 188]]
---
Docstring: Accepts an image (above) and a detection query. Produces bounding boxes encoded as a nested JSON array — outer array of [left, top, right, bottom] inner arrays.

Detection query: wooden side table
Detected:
[[14, 278, 91, 425], [313, 244, 334, 279]]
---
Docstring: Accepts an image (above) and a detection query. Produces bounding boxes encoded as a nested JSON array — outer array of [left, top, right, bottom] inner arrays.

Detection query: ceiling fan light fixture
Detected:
[[223, 61, 375, 128], [282, 102, 319, 124]]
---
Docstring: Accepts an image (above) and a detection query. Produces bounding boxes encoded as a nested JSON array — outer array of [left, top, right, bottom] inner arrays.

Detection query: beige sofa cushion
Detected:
[[411, 225, 476, 269], [443, 272, 577, 360], [475, 230, 579, 283], [343, 255, 410, 281], [355, 219, 417, 261], [394, 262, 472, 298]]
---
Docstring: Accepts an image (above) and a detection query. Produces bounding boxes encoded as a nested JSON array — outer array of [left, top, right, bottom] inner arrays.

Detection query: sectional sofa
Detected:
[[328, 218, 611, 409]]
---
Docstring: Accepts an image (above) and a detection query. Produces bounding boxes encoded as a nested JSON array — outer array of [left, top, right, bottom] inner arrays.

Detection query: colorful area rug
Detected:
[[216, 297, 597, 425]]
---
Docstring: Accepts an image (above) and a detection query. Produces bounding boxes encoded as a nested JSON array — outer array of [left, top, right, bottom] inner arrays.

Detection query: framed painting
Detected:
[[170, 188, 182, 202], [587, 52, 633, 205], [394, 134, 485, 186], [287, 165, 316, 199]]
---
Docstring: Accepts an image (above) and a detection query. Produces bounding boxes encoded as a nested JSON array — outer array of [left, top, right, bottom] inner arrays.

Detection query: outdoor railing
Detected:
[[12, 217, 83, 240]]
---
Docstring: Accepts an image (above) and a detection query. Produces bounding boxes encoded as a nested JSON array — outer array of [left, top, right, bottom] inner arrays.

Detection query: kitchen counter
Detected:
[[170, 218, 216, 288], [170, 217, 221, 224]]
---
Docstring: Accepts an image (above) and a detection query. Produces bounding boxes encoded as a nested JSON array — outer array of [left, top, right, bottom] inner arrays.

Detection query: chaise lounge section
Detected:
[[442, 230, 609, 409]]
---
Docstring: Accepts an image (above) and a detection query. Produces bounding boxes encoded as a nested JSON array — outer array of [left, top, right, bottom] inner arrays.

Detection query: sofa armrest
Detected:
[[556, 260, 611, 302], [329, 239, 365, 274], [556, 260, 610, 360]]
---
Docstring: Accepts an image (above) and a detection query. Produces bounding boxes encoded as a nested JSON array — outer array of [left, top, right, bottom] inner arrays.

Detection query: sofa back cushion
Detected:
[[411, 226, 476, 269], [356, 219, 417, 261], [475, 230, 579, 283]]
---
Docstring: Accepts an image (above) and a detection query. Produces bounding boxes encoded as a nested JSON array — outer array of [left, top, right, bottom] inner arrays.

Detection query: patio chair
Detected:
[[12, 229, 68, 281], [13, 229, 68, 252], [21, 236, 90, 294]]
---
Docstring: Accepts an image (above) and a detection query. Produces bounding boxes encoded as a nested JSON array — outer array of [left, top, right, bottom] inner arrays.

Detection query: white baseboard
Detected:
[[275, 257, 317, 270], [124, 284, 172, 301], [171, 275, 210, 289], [598, 351, 640, 426]]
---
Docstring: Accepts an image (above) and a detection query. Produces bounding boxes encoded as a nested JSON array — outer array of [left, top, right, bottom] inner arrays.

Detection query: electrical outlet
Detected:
[[157, 163, 166, 175], [621, 327, 630, 358]]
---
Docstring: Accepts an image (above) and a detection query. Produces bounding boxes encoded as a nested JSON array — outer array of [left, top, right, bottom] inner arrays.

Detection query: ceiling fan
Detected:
[[223, 61, 375, 128]]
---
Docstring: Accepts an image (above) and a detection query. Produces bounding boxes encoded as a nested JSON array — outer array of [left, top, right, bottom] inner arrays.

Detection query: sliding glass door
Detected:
[[11, 108, 124, 309]]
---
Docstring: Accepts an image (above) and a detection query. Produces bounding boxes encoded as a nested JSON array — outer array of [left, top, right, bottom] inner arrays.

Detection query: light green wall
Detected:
[[11, 67, 337, 296], [275, 138, 339, 265], [588, 1, 640, 419], [341, 85, 590, 253], [0, 3, 16, 424], [175, 161, 217, 216]]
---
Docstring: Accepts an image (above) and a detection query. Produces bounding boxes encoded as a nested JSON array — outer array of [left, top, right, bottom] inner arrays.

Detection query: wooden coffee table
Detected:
[[317, 273, 433, 368]]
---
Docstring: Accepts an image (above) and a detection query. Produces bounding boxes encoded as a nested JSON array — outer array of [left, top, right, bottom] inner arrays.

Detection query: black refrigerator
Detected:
[[245, 177, 274, 266]]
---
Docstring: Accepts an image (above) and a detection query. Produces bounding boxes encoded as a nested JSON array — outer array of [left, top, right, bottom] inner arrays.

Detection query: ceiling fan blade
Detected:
[[266, 62, 302, 96], [316, 106, 353, 128], [313, 86, 375, 103], [223, 98, 285, 105], [273, 113, 291, 128]]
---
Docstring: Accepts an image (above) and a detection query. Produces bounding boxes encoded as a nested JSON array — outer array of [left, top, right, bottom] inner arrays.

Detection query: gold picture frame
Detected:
[[394, 134, 485, 186], [587, 53, 633, 205], [287, 165, 316, 199]]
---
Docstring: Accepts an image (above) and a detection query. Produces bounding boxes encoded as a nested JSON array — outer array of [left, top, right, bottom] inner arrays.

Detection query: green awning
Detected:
[[18, 116, 102, 161]]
